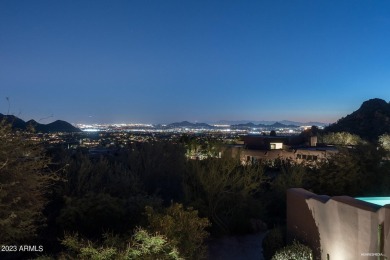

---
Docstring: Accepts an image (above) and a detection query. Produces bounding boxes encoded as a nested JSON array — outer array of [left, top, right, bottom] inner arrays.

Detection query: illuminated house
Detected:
[[242, 135, 286, 150], [287, 188, 390, 259], [240, 135, 337, 164]]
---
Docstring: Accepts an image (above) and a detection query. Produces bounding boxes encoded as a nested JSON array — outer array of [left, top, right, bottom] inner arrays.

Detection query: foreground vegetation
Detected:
[[1, 121, 390, 259]]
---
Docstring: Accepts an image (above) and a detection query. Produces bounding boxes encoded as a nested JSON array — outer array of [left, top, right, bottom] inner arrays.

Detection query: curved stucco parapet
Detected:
[[286, 188, 323, 258], [287, 188, 390, 260], [307, 196, 378, 259]]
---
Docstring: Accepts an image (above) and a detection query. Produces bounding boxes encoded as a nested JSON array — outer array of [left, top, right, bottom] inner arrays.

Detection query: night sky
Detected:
[[1, 1, 390, 124]]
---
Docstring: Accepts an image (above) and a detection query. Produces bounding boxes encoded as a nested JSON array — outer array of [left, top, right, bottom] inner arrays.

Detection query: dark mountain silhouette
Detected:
[[325, 98, 390, 141], [279, 120, 328, 127], [215, 120, 327, 127], [0, 114, 26, 129], [232, 122, 258, 128], [167, 121, 212, 129], [26, 119, 39, 129], [0, 113, 81, 133], [270, 122, 299, 128], [232, 122, 299, 128]]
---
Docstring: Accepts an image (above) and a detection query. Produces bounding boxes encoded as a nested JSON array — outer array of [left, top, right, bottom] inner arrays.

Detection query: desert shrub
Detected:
[[262, 226, 285, 260], [146, 203, 210, 260], [60, 228, 182, 260], [321, 132, 363, 146], [271, 240, 312, 260]]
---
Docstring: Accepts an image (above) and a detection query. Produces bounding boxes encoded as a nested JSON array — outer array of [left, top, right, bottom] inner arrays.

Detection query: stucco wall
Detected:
[[287, 188, 390, 260]]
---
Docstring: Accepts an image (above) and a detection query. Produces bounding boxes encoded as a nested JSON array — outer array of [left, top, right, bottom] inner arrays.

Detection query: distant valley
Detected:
[[2, 98, 390, 138]]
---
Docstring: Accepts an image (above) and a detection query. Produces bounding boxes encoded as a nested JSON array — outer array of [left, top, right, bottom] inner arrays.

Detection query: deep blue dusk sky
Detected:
[[1, 1, 390, 124]]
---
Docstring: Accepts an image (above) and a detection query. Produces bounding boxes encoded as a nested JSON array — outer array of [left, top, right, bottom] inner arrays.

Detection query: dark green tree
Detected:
[[183, 156, 266, 234], [0, 121, 51, 243], [56, 153, 162, 239], [268, 164, 308, 224], [124, 142, 186, 203], [308, 143, 384, 196]]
